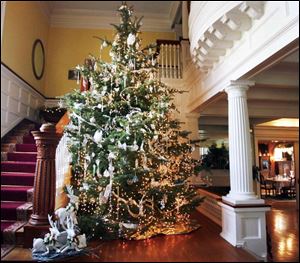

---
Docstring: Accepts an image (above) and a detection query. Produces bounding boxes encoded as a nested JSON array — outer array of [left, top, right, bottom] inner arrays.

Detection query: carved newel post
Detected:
[[29, 123, 62, 225]]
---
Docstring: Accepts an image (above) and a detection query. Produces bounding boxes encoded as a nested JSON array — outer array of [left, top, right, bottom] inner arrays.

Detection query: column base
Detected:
[[218, 201, 271, 261], [29, 214, 50, 226], [223, 192, 265, 205]]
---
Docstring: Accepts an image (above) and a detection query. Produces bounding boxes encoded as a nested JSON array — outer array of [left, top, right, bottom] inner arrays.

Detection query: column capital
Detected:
[[225, 80, 255, 97]]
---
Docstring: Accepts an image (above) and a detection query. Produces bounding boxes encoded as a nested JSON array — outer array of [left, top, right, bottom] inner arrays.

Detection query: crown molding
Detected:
[[50, 8, 174, 32], [37, 1, 53, 23], [169, 1, 181, 28]]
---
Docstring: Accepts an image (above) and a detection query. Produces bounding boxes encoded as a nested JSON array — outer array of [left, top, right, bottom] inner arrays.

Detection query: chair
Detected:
[[260, 174, 276, 197], [281, 177, 296, 198]]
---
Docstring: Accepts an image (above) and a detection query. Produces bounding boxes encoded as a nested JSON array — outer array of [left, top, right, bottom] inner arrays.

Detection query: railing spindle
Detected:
[[177, 44, 181, 78]]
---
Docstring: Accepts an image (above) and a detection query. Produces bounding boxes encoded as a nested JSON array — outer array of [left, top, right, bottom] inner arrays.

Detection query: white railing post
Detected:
[[172, 44, 176, 78], [168, 44, 172, 78], [176, 44, 181, 78], [164, 44, 168, 78], [160, 44, 165, 78]]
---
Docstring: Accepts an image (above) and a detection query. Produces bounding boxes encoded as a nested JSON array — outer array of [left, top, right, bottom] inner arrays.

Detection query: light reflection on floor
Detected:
[[266, 201, 299, 262]]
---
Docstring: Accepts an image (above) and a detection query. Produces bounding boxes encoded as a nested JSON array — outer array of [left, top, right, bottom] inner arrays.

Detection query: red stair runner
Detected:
[[1, 172, 35, 186], [1, 123, 38, 246]]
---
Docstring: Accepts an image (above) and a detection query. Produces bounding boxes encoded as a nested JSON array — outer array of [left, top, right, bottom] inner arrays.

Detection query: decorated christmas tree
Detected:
[[62, 2, 203, 240]]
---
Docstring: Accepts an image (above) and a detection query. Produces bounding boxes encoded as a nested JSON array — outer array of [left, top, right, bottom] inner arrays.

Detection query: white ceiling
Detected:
[[40, 1, 181, 32], [198, 49, 299, 142], [48, 1, 173, 15]]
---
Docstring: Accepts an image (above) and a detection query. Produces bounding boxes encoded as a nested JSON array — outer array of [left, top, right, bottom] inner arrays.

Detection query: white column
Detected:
[[182, 1, 189, 39], [223, 80, 264, 205]]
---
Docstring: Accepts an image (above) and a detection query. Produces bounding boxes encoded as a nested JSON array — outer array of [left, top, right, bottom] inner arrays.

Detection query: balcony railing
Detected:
[[157, 40, 182, 79]]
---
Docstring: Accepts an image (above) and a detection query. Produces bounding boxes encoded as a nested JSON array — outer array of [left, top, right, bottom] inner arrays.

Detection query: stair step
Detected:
[[22, 135, 35, 144], [15, 144, 37, 152], [1, 201, 26, 221], [1, 161, 36, 173], [1, 221, 15, 243], [1, 121, 40, 248], [1, 172, 35, 186], [1, 220, 26, 245], [1, 186, 33, 202], [7, 152, 37, 162]]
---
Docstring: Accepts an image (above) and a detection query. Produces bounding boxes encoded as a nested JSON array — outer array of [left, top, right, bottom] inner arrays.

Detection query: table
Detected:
[[265, 176, 291, 196]]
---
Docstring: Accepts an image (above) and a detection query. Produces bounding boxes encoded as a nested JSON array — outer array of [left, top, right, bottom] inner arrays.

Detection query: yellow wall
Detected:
[[1, 1, 49, 95], [2, 1, 176, 98], [45, 28, 176, 98]]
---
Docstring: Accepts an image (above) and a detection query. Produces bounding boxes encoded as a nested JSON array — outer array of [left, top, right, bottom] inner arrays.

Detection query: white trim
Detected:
[[1, 1, 6, 48], [168, 1, 181, 27], [1, 65, 45, 138], [45, 98, 60, 108], [187, 1, 299, 112], [50, 8, 174, 32]]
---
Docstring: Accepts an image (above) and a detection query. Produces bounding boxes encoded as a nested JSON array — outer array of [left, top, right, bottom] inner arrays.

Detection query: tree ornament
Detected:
[[93, 130, 103, 144], [127, 33, 136, 46], [62, 1, 203, 242], [102, 41, 108, 48]]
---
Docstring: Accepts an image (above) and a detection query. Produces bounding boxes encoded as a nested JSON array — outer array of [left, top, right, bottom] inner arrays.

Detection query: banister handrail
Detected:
[[56, 111, 70, 134]]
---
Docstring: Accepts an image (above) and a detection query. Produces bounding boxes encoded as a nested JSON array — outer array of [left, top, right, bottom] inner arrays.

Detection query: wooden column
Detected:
[[29, 123, 62, 225]]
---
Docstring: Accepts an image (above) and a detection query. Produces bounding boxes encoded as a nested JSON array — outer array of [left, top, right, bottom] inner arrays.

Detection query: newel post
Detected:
[[29, 123, 62, 225], [24, 123, 61, 247]]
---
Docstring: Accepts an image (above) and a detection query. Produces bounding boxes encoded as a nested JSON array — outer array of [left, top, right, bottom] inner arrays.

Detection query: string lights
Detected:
[[62, 2, 203, 240]]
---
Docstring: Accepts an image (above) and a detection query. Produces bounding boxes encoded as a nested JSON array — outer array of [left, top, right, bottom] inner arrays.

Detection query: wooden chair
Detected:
[[260, 174, 276, 197], [281, 177, 296, 198]]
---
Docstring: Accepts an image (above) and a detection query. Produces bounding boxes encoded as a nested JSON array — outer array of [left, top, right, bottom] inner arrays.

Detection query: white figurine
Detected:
[[32, 238, 47, 253], [48, 215, 60, 239]]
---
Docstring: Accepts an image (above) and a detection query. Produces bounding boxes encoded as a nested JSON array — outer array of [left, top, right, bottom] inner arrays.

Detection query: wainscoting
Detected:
[[1, 64, 45, 137]]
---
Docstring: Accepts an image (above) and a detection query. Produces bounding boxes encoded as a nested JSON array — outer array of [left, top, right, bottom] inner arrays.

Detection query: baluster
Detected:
[[160, 44, 164, 78], [169, 44, 172, 78], [167, 44, 170, 78], [177, 44, 181, 78], [164, 44, 167, 78], [169, 44, 173, 79], [173, 44, 176, 78]]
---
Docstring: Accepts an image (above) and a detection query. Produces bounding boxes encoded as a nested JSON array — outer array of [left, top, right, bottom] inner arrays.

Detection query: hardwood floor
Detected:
[[3, 202, 298, 262], [266, 200, 299, 262], [2, 211, 257, 262]]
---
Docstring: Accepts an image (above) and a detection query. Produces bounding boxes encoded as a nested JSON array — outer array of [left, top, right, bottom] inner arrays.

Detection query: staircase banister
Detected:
[[56, 111, 70, 134]]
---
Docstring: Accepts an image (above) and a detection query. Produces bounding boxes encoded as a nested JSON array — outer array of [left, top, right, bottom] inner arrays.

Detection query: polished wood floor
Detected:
[[3, 202, 299, 262], [265, 200, 299, 262], [3, 211, 256, 262]]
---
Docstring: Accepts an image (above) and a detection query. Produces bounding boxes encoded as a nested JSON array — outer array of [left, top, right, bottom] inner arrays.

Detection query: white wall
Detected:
[[1, 64, 45, 137], [188, 1, 299, 112]]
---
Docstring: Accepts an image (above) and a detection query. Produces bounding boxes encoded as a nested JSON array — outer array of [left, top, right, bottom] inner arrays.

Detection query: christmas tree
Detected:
[[62, 2, 203, 240]]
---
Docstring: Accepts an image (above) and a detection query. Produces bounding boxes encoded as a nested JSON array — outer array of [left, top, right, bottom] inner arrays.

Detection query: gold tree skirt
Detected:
[[128, 220, 201, 240]]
